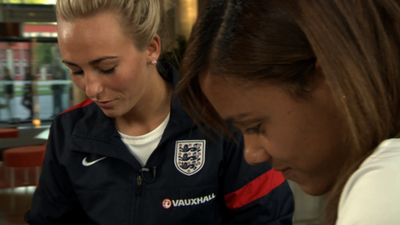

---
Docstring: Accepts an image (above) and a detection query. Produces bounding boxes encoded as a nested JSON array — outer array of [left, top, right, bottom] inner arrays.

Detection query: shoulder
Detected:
[[51, 99, 96, 136], [337, 138, 400, 224], [345, 138, 400, 185]]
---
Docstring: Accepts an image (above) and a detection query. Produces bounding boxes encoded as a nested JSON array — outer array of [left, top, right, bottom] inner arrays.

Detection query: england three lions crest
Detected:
[[174, 140, 206, 176]]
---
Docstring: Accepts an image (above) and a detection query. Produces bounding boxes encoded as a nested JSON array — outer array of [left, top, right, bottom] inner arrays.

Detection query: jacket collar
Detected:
[[67, 62, 195, 166]]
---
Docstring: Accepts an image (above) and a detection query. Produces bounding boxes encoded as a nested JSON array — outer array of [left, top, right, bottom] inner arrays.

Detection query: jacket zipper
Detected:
[[136, 175, 143, 195], [134, 174, 143, 224]]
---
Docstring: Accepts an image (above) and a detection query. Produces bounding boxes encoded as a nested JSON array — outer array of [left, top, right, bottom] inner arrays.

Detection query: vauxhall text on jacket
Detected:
[[25, 63, 294, 225]]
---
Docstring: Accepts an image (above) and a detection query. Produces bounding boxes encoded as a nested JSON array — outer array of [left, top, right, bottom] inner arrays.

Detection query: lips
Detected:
[[96, 100, 115, 109]]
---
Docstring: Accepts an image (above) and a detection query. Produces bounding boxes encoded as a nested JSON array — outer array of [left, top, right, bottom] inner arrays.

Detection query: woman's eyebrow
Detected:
[[62, 56, 119, 66], [225, 114, 265, 125]]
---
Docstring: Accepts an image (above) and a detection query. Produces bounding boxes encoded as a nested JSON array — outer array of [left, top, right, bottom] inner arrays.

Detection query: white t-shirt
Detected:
[[119, 114, 170, 166], [336, 138, 400, 225]]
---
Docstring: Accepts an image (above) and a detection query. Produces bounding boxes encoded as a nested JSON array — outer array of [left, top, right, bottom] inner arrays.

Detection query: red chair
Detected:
[[0, 128, 19, 139], [2, 143, 46, 211], [3, 145, 46, 189]]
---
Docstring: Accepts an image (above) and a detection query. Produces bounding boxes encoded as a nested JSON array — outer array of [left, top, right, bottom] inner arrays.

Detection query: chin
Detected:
[[100, 109, 122, 118], [298, 182, 332, 196]]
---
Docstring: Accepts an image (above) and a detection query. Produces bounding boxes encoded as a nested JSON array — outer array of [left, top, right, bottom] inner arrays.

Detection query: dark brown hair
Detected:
[[176, 0, 400, 224]]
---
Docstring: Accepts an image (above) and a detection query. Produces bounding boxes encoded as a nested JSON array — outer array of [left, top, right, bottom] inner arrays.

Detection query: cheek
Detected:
[[109, 69, 144, 95], [120, 70, 139, 86], [263, 111, 330, 164], [273, 114, 342, 169], [264, 135, 302, 163], [121, 62, 145, 83]]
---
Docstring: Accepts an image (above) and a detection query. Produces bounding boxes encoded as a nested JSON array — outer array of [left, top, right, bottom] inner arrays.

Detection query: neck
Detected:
[[115, 66, 172, 136]]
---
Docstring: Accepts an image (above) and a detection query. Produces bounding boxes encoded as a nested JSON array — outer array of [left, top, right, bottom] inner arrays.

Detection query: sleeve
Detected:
[[336, 149, 400, 225], [221, 133, 294, 225], [24, 119, 88, 225]]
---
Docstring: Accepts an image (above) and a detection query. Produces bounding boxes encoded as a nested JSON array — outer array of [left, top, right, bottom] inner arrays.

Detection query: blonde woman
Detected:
[[177, 0, 400, 224], [25, 0, 294, 224]]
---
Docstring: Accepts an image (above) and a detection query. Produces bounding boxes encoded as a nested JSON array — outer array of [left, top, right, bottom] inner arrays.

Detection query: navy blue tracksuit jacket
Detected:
[[25, 62, 294, 225]]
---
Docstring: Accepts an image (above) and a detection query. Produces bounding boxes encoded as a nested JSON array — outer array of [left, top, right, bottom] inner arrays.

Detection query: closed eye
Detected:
[[244, 124, 262, 135], [70, 67, 116, 76], [72, 70, 84, 76], [99, 67, 115, 74]]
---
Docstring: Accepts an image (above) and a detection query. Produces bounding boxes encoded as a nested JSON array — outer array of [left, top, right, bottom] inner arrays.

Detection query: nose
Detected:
[[84, 72, 104, 99], [243, 134, 271, 165]]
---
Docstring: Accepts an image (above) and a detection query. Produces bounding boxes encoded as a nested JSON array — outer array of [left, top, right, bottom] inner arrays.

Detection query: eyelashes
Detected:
[[100, 67, 115, 74], [71, 67, 116, 76], [244, 123, 262, 135], [72, 70, 84, 76]]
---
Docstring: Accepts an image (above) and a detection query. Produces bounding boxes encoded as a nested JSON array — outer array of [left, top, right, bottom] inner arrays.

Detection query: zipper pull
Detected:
[[136, 175, 143, 196]]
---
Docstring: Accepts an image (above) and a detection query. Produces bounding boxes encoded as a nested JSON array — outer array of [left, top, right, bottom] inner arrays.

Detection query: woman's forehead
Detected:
[[58, 12, 123, 41]]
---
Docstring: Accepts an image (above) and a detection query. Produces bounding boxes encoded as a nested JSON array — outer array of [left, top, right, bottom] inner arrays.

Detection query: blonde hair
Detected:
[[56, 0, 166, 50]]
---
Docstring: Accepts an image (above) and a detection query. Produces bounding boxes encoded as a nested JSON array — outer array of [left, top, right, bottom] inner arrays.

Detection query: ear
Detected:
[[304, 59, 325, 92], [314, 60, 325, 80], [147, 34, 161, 62], [315, 60, 320, 68]]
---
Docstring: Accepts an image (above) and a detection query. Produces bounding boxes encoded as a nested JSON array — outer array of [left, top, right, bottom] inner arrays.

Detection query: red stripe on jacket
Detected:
[[61, 98, 93, 114], [224, 169, 285, 210]]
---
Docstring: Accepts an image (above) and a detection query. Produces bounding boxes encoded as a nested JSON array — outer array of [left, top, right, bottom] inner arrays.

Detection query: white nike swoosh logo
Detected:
[[82, 156, 107, 167]]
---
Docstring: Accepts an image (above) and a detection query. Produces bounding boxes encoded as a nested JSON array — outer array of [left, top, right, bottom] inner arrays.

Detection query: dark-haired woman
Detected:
[[177, 0, 400, 224]]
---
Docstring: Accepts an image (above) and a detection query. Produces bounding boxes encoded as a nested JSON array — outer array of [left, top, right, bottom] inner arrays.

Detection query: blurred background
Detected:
[[0, 1, 324, 225], [0, 0, 208, 125]]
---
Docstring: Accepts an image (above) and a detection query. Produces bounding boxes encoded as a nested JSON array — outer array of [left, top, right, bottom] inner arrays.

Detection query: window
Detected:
[[23, 23, 58, 38], [4, 0, 56, 5]]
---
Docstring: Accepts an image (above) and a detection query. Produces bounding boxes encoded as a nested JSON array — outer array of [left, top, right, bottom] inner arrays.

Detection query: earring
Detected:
[[150, 59, 157, 65]]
